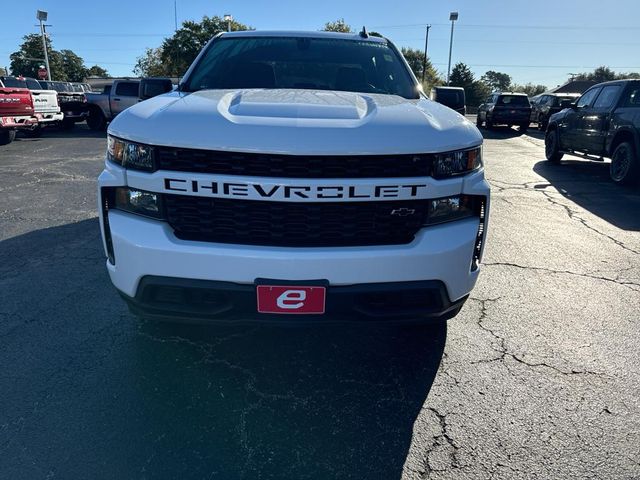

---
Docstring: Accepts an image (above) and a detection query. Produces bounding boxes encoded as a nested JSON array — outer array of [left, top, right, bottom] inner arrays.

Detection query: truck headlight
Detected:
[[432, 147, 482, 178], [425, 195, 477, 225], [107, 135, 154, 171], [114, 187, 164, 219]]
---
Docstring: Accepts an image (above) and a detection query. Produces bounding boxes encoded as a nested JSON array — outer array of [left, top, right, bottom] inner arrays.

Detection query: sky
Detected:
[[1, 0, 640, 88]]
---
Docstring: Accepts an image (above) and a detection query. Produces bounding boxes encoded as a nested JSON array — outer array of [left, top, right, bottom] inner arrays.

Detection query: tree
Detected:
[[9, 33, 108, 81], [133, 48, 165, 77], [10, 34, 66, 80], [512, 83, 547, 97], [449, 62, 487, 107], [575, 66, 616, 83], [368, 31, 383, 38], [480, 70, 511, 92], [400, 47, 442, 90], [86, 65, 110, 78], [322, 19, 351, 33], [134, 16, 252, 77], [0, 67, 6, 76], [60, 49, 87, 82]]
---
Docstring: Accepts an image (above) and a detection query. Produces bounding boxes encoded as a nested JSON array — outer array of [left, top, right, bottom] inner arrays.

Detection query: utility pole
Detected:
[[224, 14, 233, 32], [36, 10, 51, 81], [422, 24, 431, 84], [446, 12, 458, 85]]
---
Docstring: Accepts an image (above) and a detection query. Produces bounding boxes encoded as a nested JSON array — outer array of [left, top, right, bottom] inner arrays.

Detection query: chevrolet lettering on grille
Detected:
[[162, 178, 429, 202]]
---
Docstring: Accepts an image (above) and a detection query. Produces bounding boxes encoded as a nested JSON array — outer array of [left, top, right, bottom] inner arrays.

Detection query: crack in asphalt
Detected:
[[488, 178, 640, 257], [483, 261, 640, 292], [419, 407, 461, 478], [541, 191, 640, 256], [469, 297, 604, 377]]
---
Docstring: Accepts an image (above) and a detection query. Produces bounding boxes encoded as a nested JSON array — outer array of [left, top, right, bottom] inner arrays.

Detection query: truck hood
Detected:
[[109, 89, 481, 155]]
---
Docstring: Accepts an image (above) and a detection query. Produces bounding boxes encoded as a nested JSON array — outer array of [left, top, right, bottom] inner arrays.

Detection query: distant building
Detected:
[[546, 80, 597, 95]]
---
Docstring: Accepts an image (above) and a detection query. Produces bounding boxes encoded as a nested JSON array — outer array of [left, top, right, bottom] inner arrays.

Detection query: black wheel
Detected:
[[476, 114, 482, 128], [538, 116, 547, 131], [545, 129, 564, 163], [610, 141, 639, 185], [60, 118, 75, 130], [87, 109, 106, 131], [22, 125, 43, 138], [486, 116, 493, 130], [0, 129, 16, 145], [519, 122, 529, 133]]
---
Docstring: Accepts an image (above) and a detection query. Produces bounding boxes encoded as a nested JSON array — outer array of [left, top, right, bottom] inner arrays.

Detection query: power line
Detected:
[[371, 22, 640, 31], [430, 62, 640, 69], [393, 37, 640, 47]]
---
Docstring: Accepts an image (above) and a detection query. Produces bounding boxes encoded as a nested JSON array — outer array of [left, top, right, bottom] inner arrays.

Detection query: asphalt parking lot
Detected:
[[1, 124, 639, 480]]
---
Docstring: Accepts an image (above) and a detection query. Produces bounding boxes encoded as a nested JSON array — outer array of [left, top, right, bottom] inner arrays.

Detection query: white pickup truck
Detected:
[[98, 31, 490, 324], [0, 76, 62, 136]]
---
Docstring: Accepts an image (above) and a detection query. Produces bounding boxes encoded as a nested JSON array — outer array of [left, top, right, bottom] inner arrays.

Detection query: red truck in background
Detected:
[[0, 84, 36, 145]]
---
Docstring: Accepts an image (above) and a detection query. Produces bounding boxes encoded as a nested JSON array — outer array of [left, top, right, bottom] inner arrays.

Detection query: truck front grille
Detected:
[[163, 194, 430, 247], [154, 147, 432, 178]]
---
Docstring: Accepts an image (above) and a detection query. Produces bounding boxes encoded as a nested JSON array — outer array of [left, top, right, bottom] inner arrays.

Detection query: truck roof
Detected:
[[218, 30, 386, 43]]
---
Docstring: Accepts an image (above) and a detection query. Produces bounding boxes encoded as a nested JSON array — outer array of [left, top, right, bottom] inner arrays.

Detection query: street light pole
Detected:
[[224, 14, 233, 32], [446, 11, 458, 85], [422, 24, 431, 85], [36, 10, 51, 81]]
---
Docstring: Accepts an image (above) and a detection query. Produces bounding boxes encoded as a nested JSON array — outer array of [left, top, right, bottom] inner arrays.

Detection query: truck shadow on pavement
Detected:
[[533, 159, 640, 231], [0, 218, 446, 480]]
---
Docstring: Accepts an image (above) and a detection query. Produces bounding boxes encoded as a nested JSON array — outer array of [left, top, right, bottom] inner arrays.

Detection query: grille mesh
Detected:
[[155, 147, 432, 178], [164, 194, 430, 247]]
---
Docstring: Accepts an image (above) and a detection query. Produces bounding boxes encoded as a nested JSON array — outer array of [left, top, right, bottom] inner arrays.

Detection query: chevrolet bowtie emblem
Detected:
[[390, 208, 416, 217]]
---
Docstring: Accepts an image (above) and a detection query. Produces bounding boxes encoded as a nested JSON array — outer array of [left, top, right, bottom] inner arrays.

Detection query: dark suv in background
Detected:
[[477, 92, 531, 132], [545, 79, 640, 185], [531, 93, 580, 130]]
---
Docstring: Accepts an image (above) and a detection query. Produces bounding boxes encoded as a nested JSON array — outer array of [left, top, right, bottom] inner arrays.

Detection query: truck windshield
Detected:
[[183, 36, 419, 99]]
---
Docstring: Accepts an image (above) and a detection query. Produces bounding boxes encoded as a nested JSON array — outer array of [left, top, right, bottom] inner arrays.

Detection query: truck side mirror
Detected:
[[139, 78, 173, 100]]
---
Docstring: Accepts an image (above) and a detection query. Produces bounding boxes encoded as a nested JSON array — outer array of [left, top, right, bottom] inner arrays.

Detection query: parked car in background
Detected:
[[1, 76, 63, 137], [40, 81, 89, 129], [430, 86, 466, 115], [531, 93, 580, 130], [0, 80, 36, 145], [545, 79, 640, 185], [85, 78, 173, 130], [477, 92, 532, 132]]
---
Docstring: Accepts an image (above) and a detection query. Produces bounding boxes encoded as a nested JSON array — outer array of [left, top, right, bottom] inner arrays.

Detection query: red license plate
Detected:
[[256, 285, 326, 314]]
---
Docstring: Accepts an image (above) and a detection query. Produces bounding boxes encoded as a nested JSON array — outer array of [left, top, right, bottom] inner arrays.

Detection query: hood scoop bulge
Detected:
[[216, 89, 376, 126]]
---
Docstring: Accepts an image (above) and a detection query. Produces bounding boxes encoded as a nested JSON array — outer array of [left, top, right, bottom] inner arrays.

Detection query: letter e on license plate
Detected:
[[256, 286, 326, 314]]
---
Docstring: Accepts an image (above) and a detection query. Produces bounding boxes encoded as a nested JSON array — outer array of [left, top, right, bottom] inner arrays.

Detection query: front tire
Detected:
[[87, 108, 106, 131], [476, 114, 482, 128], [0, 129, 16, 145], [545, 129, 563, 163], [519, 122, 529, 133], [610, 142, 639, 185], [486, 116, 493, 130]]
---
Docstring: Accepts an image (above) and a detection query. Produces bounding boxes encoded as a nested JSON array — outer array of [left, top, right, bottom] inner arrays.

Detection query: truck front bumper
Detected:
[[102, 208, 484, 322]]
